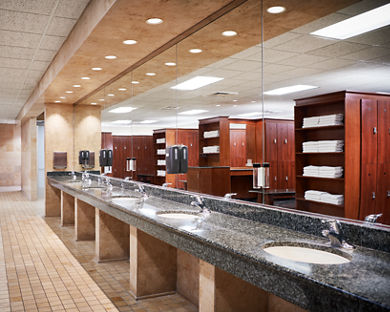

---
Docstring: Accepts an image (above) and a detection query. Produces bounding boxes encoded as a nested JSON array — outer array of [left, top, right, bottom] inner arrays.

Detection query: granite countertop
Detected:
[[48, 176, 390, 312]]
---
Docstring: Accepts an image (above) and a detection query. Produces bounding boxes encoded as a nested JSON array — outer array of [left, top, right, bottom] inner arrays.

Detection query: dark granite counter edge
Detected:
[[48, 177, 390, 312]]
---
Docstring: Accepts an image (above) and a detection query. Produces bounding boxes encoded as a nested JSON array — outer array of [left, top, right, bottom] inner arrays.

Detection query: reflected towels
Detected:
[[302, 140, 344, 153], [203, 130, 219, 138], [202, 145, 220, 154], [157, 149, 166, 155], [157, 159, 166, 166], [156, 138, 165, 144], [303, 165, 343, 178], [303, 114, 343, 128], [157, 170, 166, 177], [304, 190, 344, 206]]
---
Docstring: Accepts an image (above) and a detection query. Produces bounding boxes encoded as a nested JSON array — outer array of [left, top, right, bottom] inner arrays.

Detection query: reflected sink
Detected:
[[111, 196, 142, 207], [156, 211, 202, 221], [263, 245, 350, 265]]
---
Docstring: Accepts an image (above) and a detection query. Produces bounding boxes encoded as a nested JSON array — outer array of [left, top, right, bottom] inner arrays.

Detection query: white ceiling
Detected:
[[102, 0, 390, 134], [0, 0, 90, 120]]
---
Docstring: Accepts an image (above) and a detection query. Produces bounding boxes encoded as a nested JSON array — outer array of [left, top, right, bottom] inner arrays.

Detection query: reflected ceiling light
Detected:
[[123, 39, 137, 45], [131, 81, 140, 84], [189, 48, 202, 54], [73, 84, 81, 87], [233, 105, 238, 107], [178, 109, 208, 115], [81, 77, 90, 80], [105, 55, 117, 59], [171, 76, 223, 91], [65, 90, 73, 93], [99, 98, 105, 101], [267, 6, 286, 14], [60, 96, 66, 99], [264, 84, 318, 95], [107, 93, 115, 96], [109, 106, 137, 113], [139, 120, 157, 124], [237, 112, 261, 117], [92, 67, 102, 71], [111, 120, 132, 125], [146, 18, 163, 25], [216, 104, 221, 107], [146, 72, 156, 76], [222, 30, 237, 37], [311, 3, 390, 39], [233, 99, 238, 102], [91, 102, 97, 105], [165, 62, 176, 66], [251, 100, 256, 103], [55, 100, 61, 103], [118, 88, 127, 91]]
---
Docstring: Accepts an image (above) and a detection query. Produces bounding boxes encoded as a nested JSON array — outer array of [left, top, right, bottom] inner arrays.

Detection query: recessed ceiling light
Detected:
[[233, 105, 238, 107], [146, 72, 156, 76], [267, 6, 286, 14], [65, 91, 73, 93], [123, 39, 137, 45], [146, 18, 163, 25], [233, 99, 238, 102], [251, 100, 256, 103], [139, 120, 157, 124], [107, 93, 115, 97], [264, 84, 318, 95], [165, 62, 176, 66], [109, 107, 137, 113], [178, 109, 208, 116], [105, 55, 117, 60], [73, 84, 81, 87], [189, 48, 202, 54], [118, 88, 127, 91], [171, 76, 223, 91], [311, 3, 390, 39], [55, 100, 61, 103], [91, 102, 97, 105], [131, 81, 140, 84], [222, 30, 237, 37], [99, 98, 105, 101], [60, 96, 66, 99], [237, 112, 261, 118], [92, 67, 102, 71], [111, 120, 132, 125], [216, 104, 221, 107], [81, 77, 90, 80]]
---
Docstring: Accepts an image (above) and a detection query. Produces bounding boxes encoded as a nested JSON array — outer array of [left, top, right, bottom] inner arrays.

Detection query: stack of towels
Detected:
[[203, 130, 219, 138], [304, 190, 344, 206], [302, 114, 343, 128], [156, 138, 165, 144], [302, 140, 344, 153], [157, 170, 166, 177], [303, 166, 343, 178], [157, 159, 166, 166], [157, 149, 166, 155], [202, 145, 220, 154]]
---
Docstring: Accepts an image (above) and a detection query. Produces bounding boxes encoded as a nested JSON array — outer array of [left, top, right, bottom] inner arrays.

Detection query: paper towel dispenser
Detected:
[[166, 145, 188, 174]]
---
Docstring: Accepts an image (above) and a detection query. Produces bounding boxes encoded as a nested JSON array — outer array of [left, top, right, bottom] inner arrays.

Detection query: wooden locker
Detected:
[[287, 123, 295, 189], [277, 123, 289, 189], [359, 99, 378, 220], [265, 121, 278, 189], [378, 100, 390, 224], [230, 129, 246, 167]]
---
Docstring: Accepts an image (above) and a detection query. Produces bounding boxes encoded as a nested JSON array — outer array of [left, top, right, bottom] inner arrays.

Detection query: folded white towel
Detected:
[[157, 159, 166, 166], [156, 138, 165, 144], [304, 190, 344, 205], [204, 130, 219, 138], [157, 149, 166, 155], [157, 170, 166, 177]]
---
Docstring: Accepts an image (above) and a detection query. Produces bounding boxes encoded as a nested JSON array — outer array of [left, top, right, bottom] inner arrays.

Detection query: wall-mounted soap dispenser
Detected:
[[166, 145, 188, 174], [99, 149, 112, 173], [79, 150, 90, 169]]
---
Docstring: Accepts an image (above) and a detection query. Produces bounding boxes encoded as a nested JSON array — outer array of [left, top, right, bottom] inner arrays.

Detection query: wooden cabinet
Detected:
[[230, 129, 246, 167], [295, 91, 390, 224]]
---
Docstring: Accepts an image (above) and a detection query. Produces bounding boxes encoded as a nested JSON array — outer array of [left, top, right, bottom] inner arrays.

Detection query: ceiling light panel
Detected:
[[139, 120, 157, 124], [222, 30, 237, 37], [105, 55, 117, 59], [109, 107, 137, 113], [111, 120, 132, 124], [123, 39, 137, 45], [189, 48, 202, 53], [264, 85, 318, 95], [267, 6, 286, 14], [146, 18, 163, 25], [171, 76, 224, 91], [92, 67, 102, 71], [311, 4, 390, 39], [178, 109, 208, 115]]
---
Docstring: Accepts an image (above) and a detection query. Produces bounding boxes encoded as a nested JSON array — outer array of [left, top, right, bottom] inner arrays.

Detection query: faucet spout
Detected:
[[191, 196, 210, 214], [322, 220, 354, 249]]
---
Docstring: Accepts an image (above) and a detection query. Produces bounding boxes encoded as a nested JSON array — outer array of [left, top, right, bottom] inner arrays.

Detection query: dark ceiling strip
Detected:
[[74, 0, 248, 105]]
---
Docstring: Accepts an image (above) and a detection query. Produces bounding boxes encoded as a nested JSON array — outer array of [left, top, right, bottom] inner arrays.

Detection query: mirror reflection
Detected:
[[83, 0, 390, 225]]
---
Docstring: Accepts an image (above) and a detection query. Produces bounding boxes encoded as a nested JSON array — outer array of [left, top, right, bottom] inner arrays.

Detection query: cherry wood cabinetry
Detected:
[[295, 91, 390, 224], [101, 132, 113, 175], [152, 128, 199, 188]]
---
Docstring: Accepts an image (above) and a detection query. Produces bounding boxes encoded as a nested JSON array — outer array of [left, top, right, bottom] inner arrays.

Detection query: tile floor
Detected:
[[0, 192, 197, 312]]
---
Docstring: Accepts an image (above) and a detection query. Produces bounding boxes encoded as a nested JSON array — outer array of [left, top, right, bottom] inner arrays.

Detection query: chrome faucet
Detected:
[[162, 183, 172, 188], [224, 193, 237, 200], [322, 220, 354, 249], [191, 196, 210, 214], [121, 177, 132, 189], [71, 171, 77, 180], [136, 183, 148, 199], [81, 171, 91, 187], [98, 173, 107, 185], [364, 213, 382, 223]]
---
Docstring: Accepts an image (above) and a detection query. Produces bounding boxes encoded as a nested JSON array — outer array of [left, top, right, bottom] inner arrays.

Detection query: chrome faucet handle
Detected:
[[162, 183, 172, 188], [224, 193, 237, 199], [321, 219, 354, 249], [364, 213, 382, 223], [191, 195, 210, 214]]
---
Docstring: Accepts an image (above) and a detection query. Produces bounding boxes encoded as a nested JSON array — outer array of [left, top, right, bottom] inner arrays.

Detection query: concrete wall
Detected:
[[0, 123, 21, 191]]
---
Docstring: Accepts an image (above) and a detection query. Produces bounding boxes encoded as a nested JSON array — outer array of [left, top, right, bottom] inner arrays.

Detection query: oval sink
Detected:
[[111, 197, 142, 207], [263, 245, 350, 265], [156, 211, 201, 221]]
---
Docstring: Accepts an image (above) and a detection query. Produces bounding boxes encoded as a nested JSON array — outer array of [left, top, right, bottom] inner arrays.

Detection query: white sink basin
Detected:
[[157, 211, 201, 221], [263, 245, 350, 264], [111, 197, 141, 207]]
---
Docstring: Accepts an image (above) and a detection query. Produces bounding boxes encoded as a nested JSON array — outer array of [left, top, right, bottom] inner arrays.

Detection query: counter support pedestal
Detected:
[[75, 199, 95, 240], [61, 191, 74, 226]]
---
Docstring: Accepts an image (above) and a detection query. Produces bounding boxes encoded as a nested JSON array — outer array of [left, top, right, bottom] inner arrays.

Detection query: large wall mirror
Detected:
[[81, 0, 390, 226]]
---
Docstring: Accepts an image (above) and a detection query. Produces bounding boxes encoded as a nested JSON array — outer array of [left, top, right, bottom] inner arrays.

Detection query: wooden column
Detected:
[[61, 191, 75, 226], [75, 199, 95, 241], [95, 209, 129, 262], [129, 225, 177, 299]]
